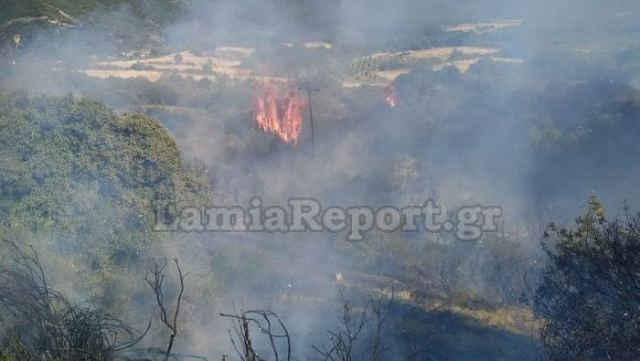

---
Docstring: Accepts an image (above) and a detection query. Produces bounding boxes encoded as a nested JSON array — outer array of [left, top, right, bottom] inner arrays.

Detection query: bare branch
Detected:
[[145, 258, 187, 360]]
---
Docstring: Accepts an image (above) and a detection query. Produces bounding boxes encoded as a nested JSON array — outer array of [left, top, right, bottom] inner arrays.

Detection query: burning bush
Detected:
[[255, 85, 305, 144]]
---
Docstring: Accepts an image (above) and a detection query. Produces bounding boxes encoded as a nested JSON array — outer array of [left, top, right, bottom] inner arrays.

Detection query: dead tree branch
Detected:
[[370, 288, 394, 361], [145, 258, 187, 361], [220, 307, 291, 361], [313, 294, 368, 361], [313, 291, 395, 361]]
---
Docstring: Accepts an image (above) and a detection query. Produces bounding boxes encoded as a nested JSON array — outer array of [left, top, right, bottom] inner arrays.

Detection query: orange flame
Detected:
[[384, 84, 398, 107], [255, 85, 305, 144]]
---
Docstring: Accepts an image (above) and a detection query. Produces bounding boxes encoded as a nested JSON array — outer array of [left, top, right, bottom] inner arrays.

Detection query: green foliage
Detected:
[[536, 197, 640, 360], [0, 92, 209, 306]]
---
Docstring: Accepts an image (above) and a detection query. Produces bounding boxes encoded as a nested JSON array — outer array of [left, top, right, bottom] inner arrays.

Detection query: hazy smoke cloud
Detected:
[[2, 0, 640, 359]]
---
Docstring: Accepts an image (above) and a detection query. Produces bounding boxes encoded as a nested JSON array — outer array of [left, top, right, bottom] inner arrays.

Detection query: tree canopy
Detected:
[[536, 197, 640, 360], [0, 92, 209, 304]]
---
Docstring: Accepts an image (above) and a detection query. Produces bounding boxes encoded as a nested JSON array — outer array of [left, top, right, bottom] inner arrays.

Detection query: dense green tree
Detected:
[[536, 197, 640, 360], [0, 92, 209, 305]]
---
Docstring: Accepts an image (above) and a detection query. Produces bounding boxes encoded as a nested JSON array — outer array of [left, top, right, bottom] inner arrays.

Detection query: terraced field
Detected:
[[83, 43, 523, 88]]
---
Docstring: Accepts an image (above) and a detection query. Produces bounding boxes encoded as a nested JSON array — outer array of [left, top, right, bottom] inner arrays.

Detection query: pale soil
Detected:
[[83, 69, 164, 81], [435, 56, 524, 73], [443, 19, 523, 33], [83, 47, 302, 83], [1, 16, 49, 29], [343, 47, 522, 87], [83, 44, 521, 88], [303, 41, 333, 49], [374, 69, 413, 81], [367, 46, 503, 62]]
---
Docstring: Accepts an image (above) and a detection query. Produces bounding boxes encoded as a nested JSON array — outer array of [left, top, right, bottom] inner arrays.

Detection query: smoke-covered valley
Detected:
[[1, 0, 640, 360]]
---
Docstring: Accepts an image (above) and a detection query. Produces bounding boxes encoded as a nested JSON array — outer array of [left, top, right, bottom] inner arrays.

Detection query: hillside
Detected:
[[0, 92, 210, 310], [1, 0, 640, 360], [0, 0, 186, 51]]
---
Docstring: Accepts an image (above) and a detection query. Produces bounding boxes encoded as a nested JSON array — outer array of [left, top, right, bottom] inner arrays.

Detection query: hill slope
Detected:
[[0, 0, 186, 50]]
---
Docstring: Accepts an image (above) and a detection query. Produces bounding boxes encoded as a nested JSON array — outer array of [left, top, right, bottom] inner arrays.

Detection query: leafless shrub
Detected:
[[220, 308, 291, 361], [370, 291, 394, 361], [313, 291, 394, 361], [0, 240, 149, 361], [144, 259, 187, 361]]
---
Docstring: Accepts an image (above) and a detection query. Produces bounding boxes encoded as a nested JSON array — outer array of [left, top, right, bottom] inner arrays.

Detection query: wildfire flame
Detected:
[[255, 85, 305, 144], [384, 84, 398, 107]]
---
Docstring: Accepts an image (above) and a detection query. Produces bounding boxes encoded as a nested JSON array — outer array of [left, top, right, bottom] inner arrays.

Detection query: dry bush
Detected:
[[313, 292, 394, 361], [220, 308, 291, 361], [0, 240, 149, 361]]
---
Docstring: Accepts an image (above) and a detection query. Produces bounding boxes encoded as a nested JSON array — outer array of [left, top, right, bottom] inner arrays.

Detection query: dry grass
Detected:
[[443, 20, 523, 33], [430, 304, 541, 336], [82, 69, 164, 81], [82, 43, 522, 88], [82, 48, 298, 83]]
